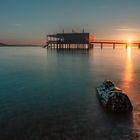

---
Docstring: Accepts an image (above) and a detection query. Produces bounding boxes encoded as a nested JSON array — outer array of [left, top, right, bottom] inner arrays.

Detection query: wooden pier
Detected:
[[43, 32, 140, 49], [92, 41, 140, 49]]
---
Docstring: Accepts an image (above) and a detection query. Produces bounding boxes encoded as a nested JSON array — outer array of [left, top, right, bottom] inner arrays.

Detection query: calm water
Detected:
[[0, 47, 140, 140]]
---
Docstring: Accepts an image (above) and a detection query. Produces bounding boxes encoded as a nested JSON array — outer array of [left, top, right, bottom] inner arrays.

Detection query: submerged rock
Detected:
[[96, 80, 133, 113]]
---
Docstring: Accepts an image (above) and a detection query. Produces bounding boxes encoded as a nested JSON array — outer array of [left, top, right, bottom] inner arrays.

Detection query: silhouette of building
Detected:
[[44, 32, 94, 49]]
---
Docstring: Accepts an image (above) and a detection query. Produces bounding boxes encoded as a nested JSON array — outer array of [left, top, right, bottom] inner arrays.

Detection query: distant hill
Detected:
[[0, 42, 39, 47], [0, 43, 8, 46]]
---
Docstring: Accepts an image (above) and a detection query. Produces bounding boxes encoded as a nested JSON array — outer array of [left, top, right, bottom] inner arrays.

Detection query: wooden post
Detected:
[[126, 43, 128, 49], [91, 44, 94, 48], [50, 37, 52, 49], [113, 43, 115, 49], [138, 44, 140, 49], [57, 43, 58, 49], [88, 44, 90, 49], [101, 43, 103, 49], [46, 35, 48, 47]]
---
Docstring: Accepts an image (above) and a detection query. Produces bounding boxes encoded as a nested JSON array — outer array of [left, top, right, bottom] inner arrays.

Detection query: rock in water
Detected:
[[96, 80, 133, 112]]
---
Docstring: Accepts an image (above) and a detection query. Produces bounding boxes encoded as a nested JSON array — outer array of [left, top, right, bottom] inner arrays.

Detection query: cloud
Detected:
[[115, 27, 140, 33], [116, 28, 129, 31], [12, 23, 22, 27]]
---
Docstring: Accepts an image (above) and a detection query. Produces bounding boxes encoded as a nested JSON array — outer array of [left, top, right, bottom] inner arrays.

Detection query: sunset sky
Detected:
[[0, 0, 140, 44]]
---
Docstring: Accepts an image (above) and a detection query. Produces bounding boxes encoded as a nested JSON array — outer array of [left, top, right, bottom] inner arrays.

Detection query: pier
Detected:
[[92, 41, 140, 49], [43, 32, 140, 49]]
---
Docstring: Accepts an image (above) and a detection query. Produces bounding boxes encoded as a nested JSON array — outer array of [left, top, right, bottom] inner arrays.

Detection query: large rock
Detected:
[[97, 80, 133, 113]]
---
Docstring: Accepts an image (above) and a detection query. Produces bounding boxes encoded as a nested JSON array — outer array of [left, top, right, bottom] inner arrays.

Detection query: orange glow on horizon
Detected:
[[127, 39, 132, 43], [128, 39, 132, 44]]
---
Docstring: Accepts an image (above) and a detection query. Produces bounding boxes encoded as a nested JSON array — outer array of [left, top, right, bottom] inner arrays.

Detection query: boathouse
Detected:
[[44, 32, 94, 49]]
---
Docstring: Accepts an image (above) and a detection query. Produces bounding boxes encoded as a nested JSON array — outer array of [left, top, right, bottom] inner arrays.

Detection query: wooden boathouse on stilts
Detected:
[[43, 30, 140, 49], [43, 31, 94, 49]]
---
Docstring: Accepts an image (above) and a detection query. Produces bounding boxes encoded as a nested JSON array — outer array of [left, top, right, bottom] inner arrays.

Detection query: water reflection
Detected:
[[122, 47, 140, 138], [1, 48, 140, 139], [124, 46, 133, 86]]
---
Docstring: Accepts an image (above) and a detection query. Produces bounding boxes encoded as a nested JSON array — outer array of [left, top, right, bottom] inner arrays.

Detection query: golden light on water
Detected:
[[127, 46, 131, 60], [122, 46, 133, 93], [124, 46, 132, 83], [123, 46, 140, 131]]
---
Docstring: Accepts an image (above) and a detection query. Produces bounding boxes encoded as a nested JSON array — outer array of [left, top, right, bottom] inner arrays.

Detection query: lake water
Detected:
[[0, 47, 140, 140]]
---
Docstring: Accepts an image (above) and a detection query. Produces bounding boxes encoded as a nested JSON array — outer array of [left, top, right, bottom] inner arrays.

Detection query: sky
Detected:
[[0, 0, 140, 45]]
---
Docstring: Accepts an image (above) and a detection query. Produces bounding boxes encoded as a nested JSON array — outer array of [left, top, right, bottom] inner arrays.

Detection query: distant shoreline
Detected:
[[0, 45, 40, 47], [0, 43, 40, 47]]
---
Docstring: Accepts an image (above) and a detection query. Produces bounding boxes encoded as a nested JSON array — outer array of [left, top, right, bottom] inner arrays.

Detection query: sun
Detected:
[[128, 39, 132, 44]]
